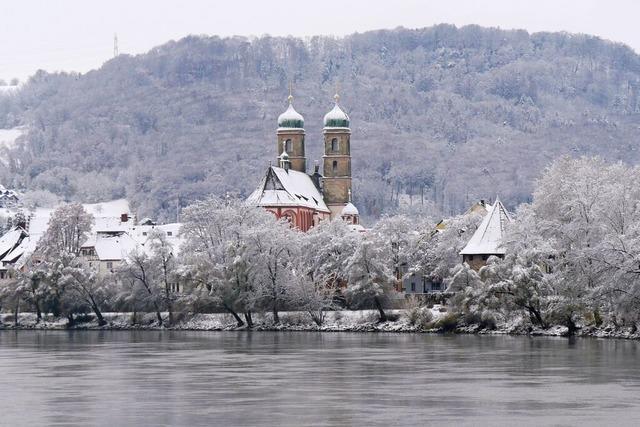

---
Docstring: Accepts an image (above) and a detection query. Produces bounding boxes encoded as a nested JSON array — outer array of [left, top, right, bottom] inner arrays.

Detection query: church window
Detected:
[[285, 139, 292, 153], [331, 138, 338, 152], [332, 160, 338, 173]]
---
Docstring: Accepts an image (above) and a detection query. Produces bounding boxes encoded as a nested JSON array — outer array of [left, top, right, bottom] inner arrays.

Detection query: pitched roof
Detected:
[[92, 233, 139, 261], [0, 227, 26, 259], [246, 166, 330, 213], [460, 198, 512, 255]]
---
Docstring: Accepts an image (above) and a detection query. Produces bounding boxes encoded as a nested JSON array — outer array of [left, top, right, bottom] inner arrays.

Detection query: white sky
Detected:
[[1, 0, 639, 82]]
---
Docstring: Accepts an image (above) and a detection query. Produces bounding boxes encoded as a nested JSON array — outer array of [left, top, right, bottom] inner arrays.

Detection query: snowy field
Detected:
[[0, 126, 24, 163]]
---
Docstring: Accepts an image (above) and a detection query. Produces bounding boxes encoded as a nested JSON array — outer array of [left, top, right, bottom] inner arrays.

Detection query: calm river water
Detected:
[[0, 331, 639, 426]]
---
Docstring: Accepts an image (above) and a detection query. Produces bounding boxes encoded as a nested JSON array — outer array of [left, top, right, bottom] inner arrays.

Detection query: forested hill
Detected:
[[1, 24, 640, 221]]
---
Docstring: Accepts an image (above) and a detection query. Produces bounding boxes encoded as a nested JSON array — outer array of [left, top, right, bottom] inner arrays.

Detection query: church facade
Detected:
[[247, 93, 361, 232]]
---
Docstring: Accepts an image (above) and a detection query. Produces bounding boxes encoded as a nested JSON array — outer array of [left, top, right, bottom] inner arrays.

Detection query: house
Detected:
[[402, 200, 493, 294], [0, 185, 20, 208], [460, 197, 513, 270], [0, 199, 183, 280], [403, 274, 444, 294], [247, 92, 360, 231]]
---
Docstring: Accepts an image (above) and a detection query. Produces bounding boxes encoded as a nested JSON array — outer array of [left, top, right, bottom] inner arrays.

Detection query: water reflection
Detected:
[[0, 331, 638, 426]]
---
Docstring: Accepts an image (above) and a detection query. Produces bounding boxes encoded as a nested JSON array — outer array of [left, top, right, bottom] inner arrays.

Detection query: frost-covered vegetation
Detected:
[[2, 157, 640, 338], [1, 26, 640, 220]]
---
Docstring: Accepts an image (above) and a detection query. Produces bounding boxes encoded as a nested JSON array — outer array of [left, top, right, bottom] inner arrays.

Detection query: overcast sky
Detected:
[[2, 0, 640, 82]]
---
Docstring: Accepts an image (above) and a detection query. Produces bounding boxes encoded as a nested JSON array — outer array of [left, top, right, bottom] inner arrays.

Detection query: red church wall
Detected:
[[264, 207, 329, 232]]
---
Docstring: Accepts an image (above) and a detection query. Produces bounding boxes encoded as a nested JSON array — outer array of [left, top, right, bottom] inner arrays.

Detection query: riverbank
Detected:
[[2, 308, 639, 340]]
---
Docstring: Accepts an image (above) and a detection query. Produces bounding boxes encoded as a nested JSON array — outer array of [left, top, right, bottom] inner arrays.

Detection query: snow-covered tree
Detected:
[[410, 212, 483, 283], [147, 229, 179, 325], [345, 231, 396, 322], [119, 249, 165, 326], [180, 196, 275, 327], [32, 203, 101, 325], [247, 218, 297, 324]]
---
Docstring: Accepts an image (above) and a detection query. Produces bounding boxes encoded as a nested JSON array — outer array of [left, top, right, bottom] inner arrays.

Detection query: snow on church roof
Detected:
[[247, 166, 330, 213], [460, 198, 512, 255], [341, 202, 359, 216]]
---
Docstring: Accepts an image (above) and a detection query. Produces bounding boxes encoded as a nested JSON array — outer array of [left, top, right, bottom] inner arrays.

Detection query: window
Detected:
[[285, 139, 292, 153], [410, 283, 416, 292], [142, 232, 147, 236], [106, 261, 113, 270], [332, 160, 338, 173], [331, 138, 338, 152], [167, 231, 173, 236], [482, 255, 489, 261]]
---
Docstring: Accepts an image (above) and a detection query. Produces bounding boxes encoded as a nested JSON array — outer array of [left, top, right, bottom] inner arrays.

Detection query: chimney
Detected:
[[121, 213, 129, 223]]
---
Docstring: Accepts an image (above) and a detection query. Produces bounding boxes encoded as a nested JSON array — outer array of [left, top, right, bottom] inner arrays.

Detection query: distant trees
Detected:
[[2, 27, 640, 221]]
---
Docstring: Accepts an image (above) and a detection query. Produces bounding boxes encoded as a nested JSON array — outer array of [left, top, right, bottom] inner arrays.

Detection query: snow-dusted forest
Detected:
[[2, 156, 640, 336], [1, 25, 640, 221]]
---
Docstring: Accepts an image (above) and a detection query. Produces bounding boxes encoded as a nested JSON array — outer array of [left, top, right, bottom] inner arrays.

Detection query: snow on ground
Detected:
[[0, 126, 25, 164], [0, 307, 448, 332], [3, 307, 639, 339]]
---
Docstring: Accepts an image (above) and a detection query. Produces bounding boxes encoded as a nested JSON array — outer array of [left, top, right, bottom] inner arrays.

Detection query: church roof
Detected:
[[460, 198, 512, 255], [247, 166, 330, 213], [341, 202, 359, 216]]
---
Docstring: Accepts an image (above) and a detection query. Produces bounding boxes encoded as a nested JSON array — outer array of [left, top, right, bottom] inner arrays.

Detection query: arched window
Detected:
[[332, 160, 338, 173], [285, 139, 292, 153], [331, 138, 338, 152]]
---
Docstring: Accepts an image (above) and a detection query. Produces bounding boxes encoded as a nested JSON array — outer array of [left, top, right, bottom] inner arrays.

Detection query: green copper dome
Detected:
[[324, 94, 350, 128], [278, 102, 304, 129]]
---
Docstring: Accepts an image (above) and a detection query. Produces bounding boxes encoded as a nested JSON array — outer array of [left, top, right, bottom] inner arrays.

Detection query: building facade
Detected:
[[247, 92, 360, 231]]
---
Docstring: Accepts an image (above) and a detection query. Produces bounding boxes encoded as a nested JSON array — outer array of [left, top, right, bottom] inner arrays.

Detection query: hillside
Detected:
[[1, 24, 640, 221]]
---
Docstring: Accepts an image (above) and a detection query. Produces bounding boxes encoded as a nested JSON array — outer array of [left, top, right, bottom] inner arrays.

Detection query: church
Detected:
[[247, 92, 361, 232]]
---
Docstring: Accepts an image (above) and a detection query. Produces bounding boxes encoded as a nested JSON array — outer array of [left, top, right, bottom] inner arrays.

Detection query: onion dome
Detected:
[[342, 189, 359, 216], [341, 201, 359, 216], [278, 94, 304, 129], [324, 93, 350, 128]]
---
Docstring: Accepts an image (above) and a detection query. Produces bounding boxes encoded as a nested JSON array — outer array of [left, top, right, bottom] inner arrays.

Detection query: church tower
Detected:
[[276, 90, 306, 173], [322, 92, 352, 218]]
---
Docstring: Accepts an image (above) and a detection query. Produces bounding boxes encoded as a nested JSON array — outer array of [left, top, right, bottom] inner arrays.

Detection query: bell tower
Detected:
[[276, 85, 306, 173], [322, 92, 352, 218]]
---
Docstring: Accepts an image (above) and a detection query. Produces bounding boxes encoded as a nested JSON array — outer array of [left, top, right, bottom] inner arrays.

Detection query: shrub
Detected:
[[434, 313, 460, 332]]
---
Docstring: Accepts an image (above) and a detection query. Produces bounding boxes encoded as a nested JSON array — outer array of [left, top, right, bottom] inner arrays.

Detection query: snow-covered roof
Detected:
[[341, 202, 359, 216], [3, 235, 37, 269], [277, 102, 304, 129], [92, 234, 139, 261], [460, 198, 512, 255], [348, 224, 366, 233], [0, 228, 25, 259], [324, 101, 350, 128], [26, 199, 131, 236], [129, 223, 184, 256], [247, 166, 330, 213]]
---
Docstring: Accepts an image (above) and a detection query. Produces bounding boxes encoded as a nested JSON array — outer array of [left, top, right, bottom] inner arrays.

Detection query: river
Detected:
[[0, 331, 638, 426]]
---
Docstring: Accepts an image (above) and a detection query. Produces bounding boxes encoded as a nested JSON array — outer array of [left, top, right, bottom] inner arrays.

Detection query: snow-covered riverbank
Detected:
[[2, 308, 639, 340]]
